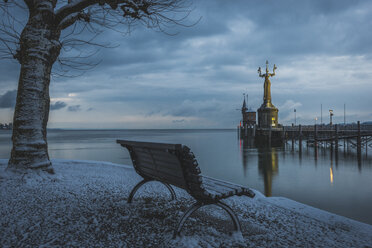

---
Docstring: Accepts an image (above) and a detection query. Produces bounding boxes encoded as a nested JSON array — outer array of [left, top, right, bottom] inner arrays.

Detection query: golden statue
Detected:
[[258, 60, 277, 107]]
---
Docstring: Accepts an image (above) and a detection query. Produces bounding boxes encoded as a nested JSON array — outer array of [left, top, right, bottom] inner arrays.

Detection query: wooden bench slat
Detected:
[[151, 153, 180, 164], [203, 181, 239, 195], [207, 180, 242, 193], [203, 185, 227, 197], [133, 149, 181, 166], [136, 156, 183, 174], [202, 175, 246, 189], [137, 166, 187, 189], [132, 149, 153, 158], [136, 159, 185, 178], [202, 176, 245, 191], [203, 181, 238, 196], [117, 139, 182, 150]]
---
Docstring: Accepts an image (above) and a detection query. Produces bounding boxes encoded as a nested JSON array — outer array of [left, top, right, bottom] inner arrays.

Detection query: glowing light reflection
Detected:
[[330, 167, 334, 184]]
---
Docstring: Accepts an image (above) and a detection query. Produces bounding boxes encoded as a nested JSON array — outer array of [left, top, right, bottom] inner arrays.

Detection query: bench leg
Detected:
[[173, 201, 242, 238], [127, 179, 177, 203], [215, 201, 242, 233], [173, 202, 203, 238]]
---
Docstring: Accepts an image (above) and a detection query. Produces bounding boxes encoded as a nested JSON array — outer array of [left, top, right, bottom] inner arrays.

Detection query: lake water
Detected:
[[1, 129, 371, 225]]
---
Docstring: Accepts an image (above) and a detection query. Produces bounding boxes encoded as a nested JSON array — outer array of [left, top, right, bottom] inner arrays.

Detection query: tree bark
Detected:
[[7, 1, 60, 173]]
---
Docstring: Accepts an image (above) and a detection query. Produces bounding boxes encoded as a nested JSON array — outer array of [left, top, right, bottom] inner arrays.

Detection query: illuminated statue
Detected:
[[258, 60, 277, 107], [256, 60, 279, 128]]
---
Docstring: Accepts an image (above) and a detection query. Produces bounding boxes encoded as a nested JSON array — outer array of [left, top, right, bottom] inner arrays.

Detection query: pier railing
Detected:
[[284, 123, 372, 132], [283, 121, 372, 164]]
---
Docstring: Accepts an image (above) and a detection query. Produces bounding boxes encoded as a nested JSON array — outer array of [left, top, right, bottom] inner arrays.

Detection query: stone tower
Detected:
[[241, 95, 256, 127], [241, 95, 248, 126]]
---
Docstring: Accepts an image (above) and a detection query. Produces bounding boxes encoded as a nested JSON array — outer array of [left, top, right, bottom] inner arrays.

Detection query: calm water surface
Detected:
[[1, 129, 371, 224]]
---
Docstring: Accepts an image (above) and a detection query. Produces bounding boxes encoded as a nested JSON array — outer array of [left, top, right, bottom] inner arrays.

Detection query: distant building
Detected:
[[0, 123, 13, 130], [241, 97, 256, 127], [247, 110, 256, 126]]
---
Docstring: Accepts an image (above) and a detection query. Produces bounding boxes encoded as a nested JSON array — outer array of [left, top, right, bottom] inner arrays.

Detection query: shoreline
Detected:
[[1, 159, 372, 247]]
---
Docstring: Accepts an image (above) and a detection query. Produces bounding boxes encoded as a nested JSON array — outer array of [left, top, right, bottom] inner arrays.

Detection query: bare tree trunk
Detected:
[[3, 0, 191, 173], [7, 1, 60, 173]]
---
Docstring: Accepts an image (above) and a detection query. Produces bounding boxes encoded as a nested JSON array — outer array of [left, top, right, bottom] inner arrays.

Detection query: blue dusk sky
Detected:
[[1, 0, 372, 128]]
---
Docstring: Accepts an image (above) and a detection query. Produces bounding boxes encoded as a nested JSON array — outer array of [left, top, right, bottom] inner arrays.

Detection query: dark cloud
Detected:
[[1, 0, 372, 127], [0, 90, 17, 109], [67, 105, 81, 112], [172, 119, 186, 123], [50, 101, 67, 111]]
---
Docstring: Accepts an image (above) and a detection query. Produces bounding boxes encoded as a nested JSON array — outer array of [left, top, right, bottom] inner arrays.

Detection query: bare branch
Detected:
[[58, 12, 90, 30], [55, 0, 193, 30], [0, 0, 28, 61], [55, 0, 101, 24], [2, 0, 194, 73]]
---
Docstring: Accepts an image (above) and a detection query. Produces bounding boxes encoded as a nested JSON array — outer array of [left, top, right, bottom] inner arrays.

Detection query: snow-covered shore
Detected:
[[1, 159, 371, 247]]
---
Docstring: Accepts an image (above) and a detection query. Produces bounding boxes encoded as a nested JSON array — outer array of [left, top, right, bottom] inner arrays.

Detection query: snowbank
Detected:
[[0, 159, 371, 247]]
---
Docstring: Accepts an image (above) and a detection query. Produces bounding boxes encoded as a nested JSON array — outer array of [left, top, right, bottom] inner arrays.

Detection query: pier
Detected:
[[283, 121, 372, 163]]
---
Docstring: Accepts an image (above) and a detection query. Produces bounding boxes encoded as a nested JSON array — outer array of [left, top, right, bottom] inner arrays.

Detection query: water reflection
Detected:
[[240, 138, 279, 197], [257, 147, 279, 196], [239, 136, 372, 198]]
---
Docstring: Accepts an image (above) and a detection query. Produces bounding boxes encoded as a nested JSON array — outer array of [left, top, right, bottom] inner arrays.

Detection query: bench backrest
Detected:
[[117, 140, 204, 194]]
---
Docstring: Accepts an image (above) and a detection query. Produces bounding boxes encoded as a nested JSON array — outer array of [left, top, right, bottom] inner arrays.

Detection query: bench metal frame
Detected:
[[127, 178, 176, 203]]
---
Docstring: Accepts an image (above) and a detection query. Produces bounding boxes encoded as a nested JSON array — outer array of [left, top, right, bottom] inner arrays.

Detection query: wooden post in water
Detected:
[[269, 125, 272, 146], [366, 137, 368, 158], [291, 124, 294, 151], [335, 124, 339, 151], [357, 121, 362, 162], [335, 124, 339, 162], [299, 124, 302, 154], [343, 125, 346, 153], [314, 124, 318, 160], [343, 125, 346, 155]]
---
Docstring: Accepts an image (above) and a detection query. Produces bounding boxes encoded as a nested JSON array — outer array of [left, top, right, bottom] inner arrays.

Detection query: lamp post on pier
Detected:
[[329, 110, 333, 126], [294, 109, 297, 126]]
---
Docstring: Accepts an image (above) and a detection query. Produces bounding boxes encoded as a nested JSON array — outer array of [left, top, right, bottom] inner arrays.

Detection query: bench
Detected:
[[117, 139, 255, 238]]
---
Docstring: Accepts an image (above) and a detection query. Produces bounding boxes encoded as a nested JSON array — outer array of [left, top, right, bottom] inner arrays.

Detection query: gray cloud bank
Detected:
[[1, 0, 372, 128], [50, 101, 67, 111], [68, 105, 81, 112], [0, 90, 16, 109]]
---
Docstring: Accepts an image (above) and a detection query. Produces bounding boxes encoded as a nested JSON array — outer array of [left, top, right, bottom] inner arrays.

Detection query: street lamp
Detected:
[[315, 117, 318, 125], [294, 109, 297, 126], [329, 110, 333, 125]]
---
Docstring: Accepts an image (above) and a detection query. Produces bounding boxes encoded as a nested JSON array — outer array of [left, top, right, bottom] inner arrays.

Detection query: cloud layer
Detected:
[[1, 0, 372, 128], [50, 101, 67, 111], [0, 90, 16, 109]]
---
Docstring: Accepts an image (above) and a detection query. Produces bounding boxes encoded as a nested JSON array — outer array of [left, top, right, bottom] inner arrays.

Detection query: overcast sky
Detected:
[[1, 0, 372, 129]]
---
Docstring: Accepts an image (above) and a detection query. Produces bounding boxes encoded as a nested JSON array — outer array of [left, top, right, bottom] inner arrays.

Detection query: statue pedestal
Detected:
[[257, 103, 278, 128]]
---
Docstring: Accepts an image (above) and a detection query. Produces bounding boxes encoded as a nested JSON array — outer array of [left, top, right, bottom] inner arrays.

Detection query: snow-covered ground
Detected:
[[1, 159, 371, 248]]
